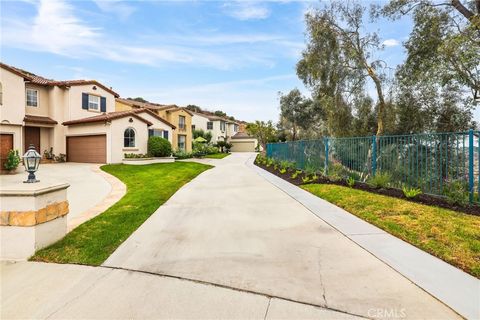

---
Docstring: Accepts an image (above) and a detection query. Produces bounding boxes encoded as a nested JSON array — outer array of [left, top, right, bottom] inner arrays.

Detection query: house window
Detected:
[[26, 89, 38, 107], [124, 127, 136, 147], [148, 129, 163, 137], [163, 130, 169, 140], [191, 124, 196, 131], [220, 121, 225, 131], [178, 135, 186, 150], [207, 122, 213, 130], [178, 115, 186, 130], [88, 95, 100, 111], [234, 124, 238, 132]]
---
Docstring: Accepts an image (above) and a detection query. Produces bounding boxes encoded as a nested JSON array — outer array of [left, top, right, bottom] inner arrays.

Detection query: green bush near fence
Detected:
[[267, 130, 480, 204]]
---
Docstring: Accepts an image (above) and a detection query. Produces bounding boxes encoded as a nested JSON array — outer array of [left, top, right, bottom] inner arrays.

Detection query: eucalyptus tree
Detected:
[[278, 89, 317, 141], [297, 1, 391, 136]]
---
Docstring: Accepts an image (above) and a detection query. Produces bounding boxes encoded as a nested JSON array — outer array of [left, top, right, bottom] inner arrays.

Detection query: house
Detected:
[[116, 98, 193, 152], [0, 62, 175, 165], [190, 111, 239, 145]]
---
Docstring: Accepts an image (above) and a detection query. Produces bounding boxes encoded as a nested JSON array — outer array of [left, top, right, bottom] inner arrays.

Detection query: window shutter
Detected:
[[100, 97, 107, 112], [163, 131, 169, 140], [82, 93, 88, 110]]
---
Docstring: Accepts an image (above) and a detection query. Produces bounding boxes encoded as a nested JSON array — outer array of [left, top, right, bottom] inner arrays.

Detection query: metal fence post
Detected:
[[468, 129, 474, 203], [324, 137, 329, 175], [372, 135, 377, 176]]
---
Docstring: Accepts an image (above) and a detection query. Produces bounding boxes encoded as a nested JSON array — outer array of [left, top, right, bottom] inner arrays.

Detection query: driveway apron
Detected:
[[104, 153, 460, 319]]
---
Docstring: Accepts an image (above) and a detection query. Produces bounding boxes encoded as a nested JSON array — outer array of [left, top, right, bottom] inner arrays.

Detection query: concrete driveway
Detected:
[[103, 153, 459, 319], [35, 163, 122, 229]]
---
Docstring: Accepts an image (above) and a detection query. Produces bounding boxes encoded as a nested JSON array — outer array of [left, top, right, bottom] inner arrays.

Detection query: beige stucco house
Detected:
[[116, 98, 193, 152], [190, 111, 239, 144], [0, 62, 175, 165]]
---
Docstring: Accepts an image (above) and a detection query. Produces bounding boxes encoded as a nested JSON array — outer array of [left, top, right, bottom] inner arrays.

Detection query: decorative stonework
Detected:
[[0, 201, 69, 227]]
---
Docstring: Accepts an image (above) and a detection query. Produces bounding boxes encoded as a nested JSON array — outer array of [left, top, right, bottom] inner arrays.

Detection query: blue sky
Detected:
[[1, 0, 444, 122]]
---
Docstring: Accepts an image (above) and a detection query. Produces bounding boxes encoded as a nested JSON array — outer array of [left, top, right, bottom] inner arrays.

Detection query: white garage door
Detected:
[[231, 141, 255, 152]]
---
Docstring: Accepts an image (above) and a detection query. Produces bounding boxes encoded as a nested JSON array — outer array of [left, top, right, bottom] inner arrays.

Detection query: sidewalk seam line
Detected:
[[99, 264, 370, 320]]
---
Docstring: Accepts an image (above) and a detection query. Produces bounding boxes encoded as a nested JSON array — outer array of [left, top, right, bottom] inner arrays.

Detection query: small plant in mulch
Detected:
[[443, 180, 469, 207], [346, 176, 355, 188], [402, 186, 422, 199], [367, 172, 391, 189], [291, 170, 302, 179]]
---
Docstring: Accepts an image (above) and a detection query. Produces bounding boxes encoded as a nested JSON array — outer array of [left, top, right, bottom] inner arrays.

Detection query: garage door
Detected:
[[1, 134, 14, 170], [231, 141, 255, 152], [67, 135, 106, 163]]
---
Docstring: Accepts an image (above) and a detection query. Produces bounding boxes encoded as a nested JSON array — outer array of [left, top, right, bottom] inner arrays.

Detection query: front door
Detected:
[[24, 127, 40, 153]]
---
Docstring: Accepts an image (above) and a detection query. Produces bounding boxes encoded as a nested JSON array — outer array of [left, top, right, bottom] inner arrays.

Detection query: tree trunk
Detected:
[[368, 68, 386, 136]]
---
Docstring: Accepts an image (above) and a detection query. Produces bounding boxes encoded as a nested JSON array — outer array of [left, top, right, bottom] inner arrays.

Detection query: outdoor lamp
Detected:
[[23, 144, 41, 183]]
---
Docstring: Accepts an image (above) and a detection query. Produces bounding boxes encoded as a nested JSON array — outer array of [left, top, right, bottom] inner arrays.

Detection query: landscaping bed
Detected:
[[254, 155, 480, 278], [31, 162, 212, 265], [255, 157, 480, 216]]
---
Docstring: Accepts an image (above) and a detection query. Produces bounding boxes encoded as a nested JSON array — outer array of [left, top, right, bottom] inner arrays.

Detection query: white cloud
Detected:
[[382, 39, 400, 47], [1, 0, 300, 70], [93, 0, 136, 21], [223, 1, 271, 20]]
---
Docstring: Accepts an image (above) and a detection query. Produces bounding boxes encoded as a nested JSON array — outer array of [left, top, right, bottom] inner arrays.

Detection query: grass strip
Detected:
[[32, 162, 211, 265], [302, 184, 480, 278]]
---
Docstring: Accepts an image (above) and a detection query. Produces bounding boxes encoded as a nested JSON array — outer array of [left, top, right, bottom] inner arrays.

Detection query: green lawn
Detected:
[[302, 184, 480, 278], [204, 153, 230, 159], [31, 162, 212, 265]]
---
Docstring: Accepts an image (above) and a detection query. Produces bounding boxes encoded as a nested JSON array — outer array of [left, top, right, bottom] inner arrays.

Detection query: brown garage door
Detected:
[[1, 134, 14, 170], [67, 135, 106, 163]]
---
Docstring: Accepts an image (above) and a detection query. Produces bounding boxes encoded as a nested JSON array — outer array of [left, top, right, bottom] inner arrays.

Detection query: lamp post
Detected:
[[23, 144, 41, 183]]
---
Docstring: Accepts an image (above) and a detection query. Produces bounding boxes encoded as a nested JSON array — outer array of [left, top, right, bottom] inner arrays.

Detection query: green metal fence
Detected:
[[266, 130, 480, 204]]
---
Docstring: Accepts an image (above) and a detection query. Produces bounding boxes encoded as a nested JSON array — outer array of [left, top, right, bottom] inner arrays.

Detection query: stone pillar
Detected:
[[0, 181, 70, 260]]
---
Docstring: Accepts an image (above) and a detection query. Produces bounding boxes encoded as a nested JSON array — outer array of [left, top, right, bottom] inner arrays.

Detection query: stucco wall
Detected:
[[160, 109, 192, 152], [0, 68, 25, 125], [67, 85, 116, 121], [25, 84, 50, 117], [110, 117, 149, 163], [115, 100, 132, 112]]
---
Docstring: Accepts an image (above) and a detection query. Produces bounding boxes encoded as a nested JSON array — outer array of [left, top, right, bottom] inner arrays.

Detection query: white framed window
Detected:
[[178, 135, 186, 150], [26, 88, 38, 107], [178, 115, 186, 129], [88, 94, 100, 111], [124, 127, 136, 147], [207, 122, 213, 130], [220, 121, 225, 131]]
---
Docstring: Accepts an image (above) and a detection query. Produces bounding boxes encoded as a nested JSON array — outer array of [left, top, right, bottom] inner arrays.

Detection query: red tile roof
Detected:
[[116, 98, 194, 116], [0, 62, 119, 97], [23, 115, 58, 125], [62, 110, 153, 126], [130, 108, 176, 129]]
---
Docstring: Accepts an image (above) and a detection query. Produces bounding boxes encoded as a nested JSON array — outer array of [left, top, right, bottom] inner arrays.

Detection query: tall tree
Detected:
[[278, 89, 315, 141], [381, 0, 480, 101], [246, 121, 277, 152], [297, 1, 390, 135]]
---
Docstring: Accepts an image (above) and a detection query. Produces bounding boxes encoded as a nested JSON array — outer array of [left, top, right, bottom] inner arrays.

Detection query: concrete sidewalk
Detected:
[[2, 261, 365, 319], [103, 153, 460, 319]]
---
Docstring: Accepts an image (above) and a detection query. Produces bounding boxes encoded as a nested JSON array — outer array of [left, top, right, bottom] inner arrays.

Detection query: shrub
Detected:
[[43, 147, 55, 160], [4, 149, 21, 171], [368, 172, 391, 189], [173, 150, 193, 159], [225, 142, 233, 153], [148, 136, 172, 157], [346, 176, 355, 188], [55, 154, 66, 162], [328, 162, 349, 181], [266, 158, 274, 167], [279, 168, 287, 174], [402, 186, 422, 199], [124, 153, 150, 159], [302, 175, 311, 184], [443, 180, 469, 206]]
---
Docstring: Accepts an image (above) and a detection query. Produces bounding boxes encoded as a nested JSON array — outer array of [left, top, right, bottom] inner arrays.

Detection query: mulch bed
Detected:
[[255, 160, 480, 216]]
